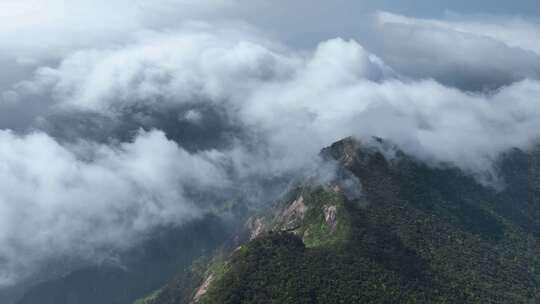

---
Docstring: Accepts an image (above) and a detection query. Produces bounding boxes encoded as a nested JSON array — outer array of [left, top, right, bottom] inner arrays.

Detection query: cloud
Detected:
[[0, 0, 241, 96], [0, 129, 228, 286], [237, 38, 540, 180], [382, 12, 540, 55], [0, 0, 236, 64], [22, 28, 540, 178], [4, 4, 540, 289], [371, 12, 540, 90], [30, 25, 296, 112]]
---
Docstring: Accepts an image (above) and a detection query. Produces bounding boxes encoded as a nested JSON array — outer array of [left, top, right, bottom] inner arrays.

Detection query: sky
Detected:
[[2, 0, 540, 289]]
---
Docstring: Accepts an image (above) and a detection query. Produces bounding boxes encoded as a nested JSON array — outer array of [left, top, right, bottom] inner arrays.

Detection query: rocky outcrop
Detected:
[[276, 196, 307, 231], [323, 205, 338, 231], [246, 217, 265, 241], [192, 274, 213, 303]]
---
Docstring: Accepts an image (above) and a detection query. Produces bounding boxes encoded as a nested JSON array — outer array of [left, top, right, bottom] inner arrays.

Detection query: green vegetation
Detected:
[[293, 188, 351, 248], [253, 186, 352, 248], [151, 138, 540, 304]]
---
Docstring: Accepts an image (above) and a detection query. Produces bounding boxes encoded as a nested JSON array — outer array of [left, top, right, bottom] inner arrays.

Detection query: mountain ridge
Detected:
[[134, 137, 540, 303]]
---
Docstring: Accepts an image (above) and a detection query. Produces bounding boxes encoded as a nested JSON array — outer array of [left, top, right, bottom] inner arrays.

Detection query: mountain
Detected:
[[136, 137, 540, 304]]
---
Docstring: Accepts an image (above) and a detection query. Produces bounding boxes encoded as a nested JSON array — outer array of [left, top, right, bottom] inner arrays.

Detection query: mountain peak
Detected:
[[131, 137, 540, 304]]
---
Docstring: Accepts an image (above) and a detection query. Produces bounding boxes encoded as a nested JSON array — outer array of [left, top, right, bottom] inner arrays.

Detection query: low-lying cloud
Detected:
[[0, 129, 230, 286], [20, 27, 540, 175]]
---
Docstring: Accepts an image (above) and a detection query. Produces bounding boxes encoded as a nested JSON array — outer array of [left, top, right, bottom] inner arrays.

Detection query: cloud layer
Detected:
[[21, 27, 540, 175], [3, 2, 540, 288], [371, 12, 540, 90], [0, 129, 230, 285], [0, 0, 236, 63]]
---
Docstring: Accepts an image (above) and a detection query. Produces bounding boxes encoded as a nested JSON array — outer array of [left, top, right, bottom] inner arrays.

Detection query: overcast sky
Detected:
[[2, 0, 540, 290]]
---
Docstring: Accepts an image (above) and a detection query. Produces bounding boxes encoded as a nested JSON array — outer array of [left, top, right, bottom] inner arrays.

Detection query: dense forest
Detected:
[[134, 138, 540, 303]]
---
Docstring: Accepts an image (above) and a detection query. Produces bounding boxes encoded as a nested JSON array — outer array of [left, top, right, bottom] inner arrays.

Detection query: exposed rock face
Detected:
[[331, 137, 358, 167], [245, 195, 309, 242], [323, 205, 338, 231], [192, 274, 214, 303], [276, 196, 307, 231], [246, 217, 265, 241]]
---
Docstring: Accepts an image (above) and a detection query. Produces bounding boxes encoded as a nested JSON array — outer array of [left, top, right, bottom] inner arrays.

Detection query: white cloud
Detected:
[[4, 4, 540, 289], [379, 12, 540, 55], [0, 129, 227, 286], [371, 12, 540, 89], [182, 109, 204, 124], [0, 0, 236, 65], [28, 24, 297, 111], [23, 29, 540, 178]]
